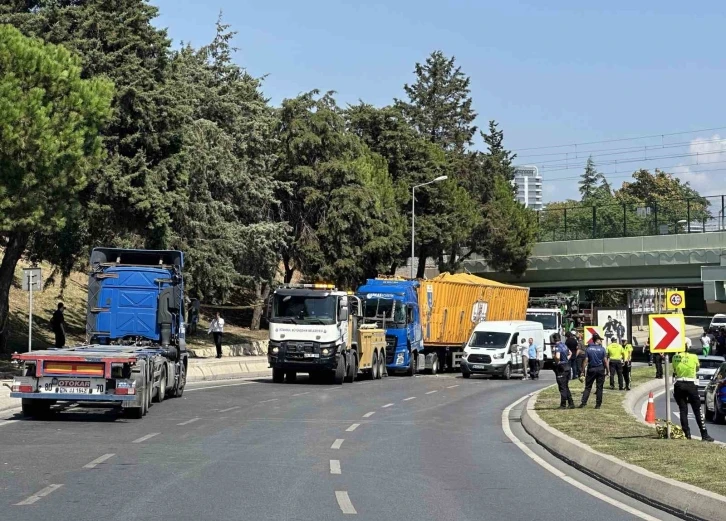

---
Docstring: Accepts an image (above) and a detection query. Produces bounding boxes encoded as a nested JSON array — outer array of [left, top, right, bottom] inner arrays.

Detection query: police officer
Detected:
[[621, 339, 633, 391], [606, 338, 625, 390], [553, 334, 575, 409], [579, 334, 609, 409], [672, 347, 714, 442]]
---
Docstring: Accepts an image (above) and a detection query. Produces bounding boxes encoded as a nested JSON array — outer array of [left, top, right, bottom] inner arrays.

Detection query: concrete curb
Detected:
[[187, 340, 268, 359], [186, 359, 270, 383], [521, 391, 726, 521]]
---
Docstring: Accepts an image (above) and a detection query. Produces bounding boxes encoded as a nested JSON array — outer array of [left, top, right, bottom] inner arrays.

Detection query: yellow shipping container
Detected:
[[418, 273, 529, 346]]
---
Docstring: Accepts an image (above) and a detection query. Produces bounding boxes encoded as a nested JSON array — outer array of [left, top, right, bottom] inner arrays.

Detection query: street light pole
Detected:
[[411, 175, 448, 279]]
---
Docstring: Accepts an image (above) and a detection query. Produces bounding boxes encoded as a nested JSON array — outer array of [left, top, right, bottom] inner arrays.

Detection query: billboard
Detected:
[[596, 307, 632, 344]]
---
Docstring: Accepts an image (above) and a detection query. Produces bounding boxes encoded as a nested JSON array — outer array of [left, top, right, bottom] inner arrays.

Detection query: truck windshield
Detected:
[[469, 331, 511, 349], [272, 294, 336, 324], [362, 298, 406, 324], [526, 312, 558, 330]]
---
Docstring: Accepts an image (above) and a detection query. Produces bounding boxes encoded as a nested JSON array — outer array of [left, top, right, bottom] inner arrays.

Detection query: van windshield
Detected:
[[469, 331, 511, 349], [526, 312, 558, 330]]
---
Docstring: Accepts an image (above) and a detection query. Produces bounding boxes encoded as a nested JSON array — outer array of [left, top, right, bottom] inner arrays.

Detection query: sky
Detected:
[[152, 0, 726, 203]]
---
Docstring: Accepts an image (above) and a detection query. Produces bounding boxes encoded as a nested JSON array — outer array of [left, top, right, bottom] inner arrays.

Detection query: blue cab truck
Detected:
[[356, 279, 438, 375], [11, 248, 188, 419]]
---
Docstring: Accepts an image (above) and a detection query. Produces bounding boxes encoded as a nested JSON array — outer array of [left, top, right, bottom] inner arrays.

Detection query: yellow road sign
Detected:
[[648, 313, 686, 353], [666, 290, 685, 310]]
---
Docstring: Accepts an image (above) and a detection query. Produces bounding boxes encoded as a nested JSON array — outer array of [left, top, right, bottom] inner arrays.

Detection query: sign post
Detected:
[[648, 313, 686, 439], [22, 268, 42, 353]]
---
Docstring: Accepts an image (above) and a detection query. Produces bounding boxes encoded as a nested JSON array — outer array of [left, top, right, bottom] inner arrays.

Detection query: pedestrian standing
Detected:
[[579, 334, 609, 409], [208, 311, 225, 358], [672, 348, 714, 442], [621, 339, 633, 391], [701, 329, 711, 356], [553, 334, 575, 409], [606, 339, 625, 390], [527, 338, 538, 380], [565, 331, 579, 378], [653, 350, 664, 379], [50, 302, 66, 348], [520, 338, 530, 381]]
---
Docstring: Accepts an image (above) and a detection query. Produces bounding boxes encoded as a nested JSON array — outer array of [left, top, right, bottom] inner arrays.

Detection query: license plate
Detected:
[[39, 378, 105, 395], [303, 353, 320, 358], [472, 364, 485, 369]]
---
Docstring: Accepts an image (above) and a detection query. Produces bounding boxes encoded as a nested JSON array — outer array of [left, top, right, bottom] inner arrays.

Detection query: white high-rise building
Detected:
[[513, 165, 543, 210]]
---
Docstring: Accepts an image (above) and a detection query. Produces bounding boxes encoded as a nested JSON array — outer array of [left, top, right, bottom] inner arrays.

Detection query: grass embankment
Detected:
[[3, 256, 267, 356], [536, 366, 726, 496]]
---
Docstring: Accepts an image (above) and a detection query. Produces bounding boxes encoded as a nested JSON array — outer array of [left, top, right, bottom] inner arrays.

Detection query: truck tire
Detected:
[[502, 364, 512, 381], [333, 355, 346, 385], [155, 369, 166, 403], [143, 384, 150, 416], [406, 351, 417, 377], [286, 371, 297, 383], [428, 355, 439, 375], [370, 352, 379, 380], [345, 353, 357, 383], [272, 368, 285, 383], [379, 352, 386, 378], [21, 399, 51, 419]]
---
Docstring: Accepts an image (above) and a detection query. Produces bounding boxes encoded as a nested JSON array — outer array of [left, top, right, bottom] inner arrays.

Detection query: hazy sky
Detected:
[[152, 0, 726, 203]]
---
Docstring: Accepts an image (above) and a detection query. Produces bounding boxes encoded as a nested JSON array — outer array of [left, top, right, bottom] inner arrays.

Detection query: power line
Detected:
[[514, 126, 726, 152], [544, 161, 726, 182], [538, 149, 726, 173]]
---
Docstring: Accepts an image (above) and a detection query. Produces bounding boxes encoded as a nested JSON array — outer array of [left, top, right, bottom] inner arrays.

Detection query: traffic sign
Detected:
[[648, 313, 686, 353], [666, 290, 685, 310], [583, 325, 603, 344], [22, 268, 42, 291]]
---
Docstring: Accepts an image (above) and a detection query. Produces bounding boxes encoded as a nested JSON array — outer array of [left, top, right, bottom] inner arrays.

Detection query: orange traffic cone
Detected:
[[645, 391, 656, 424]]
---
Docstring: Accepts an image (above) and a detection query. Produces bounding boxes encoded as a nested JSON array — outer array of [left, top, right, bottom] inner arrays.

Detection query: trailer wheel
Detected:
[[333, 355, 346, 385], [370, 352, 379, 380], [21, 399, 51, 419], [155, 369, 166, 403], [430, 355, 439, 375], [272, 368, 285, 383], [345, 353, 357, 383]]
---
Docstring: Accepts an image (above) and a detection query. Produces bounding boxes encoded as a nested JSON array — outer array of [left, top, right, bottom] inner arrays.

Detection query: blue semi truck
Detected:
[[10, 248, 188, 419]]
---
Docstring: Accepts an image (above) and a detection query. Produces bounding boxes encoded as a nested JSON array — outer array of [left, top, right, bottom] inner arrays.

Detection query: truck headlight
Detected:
[[271, 347, 279, 354], [322, 348, 329, 355]]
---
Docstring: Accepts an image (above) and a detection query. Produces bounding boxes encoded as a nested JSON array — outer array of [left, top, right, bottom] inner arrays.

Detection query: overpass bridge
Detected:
[[462, 231, 726, 310]]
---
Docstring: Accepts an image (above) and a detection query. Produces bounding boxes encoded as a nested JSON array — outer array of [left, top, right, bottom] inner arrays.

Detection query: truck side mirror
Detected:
[[339, 308, 349, 321]]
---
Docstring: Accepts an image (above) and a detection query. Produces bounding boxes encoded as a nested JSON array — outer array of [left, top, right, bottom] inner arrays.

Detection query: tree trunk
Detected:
[[250, 280, 271, 331], [282, 255, 295, 283], [388, 261, 398, 276], [0, 231, 30, 354], [415, 246, 428, 279]]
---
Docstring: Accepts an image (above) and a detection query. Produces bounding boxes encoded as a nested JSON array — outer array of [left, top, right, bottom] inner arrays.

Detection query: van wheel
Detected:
[[502, 364, 511, 381], [371, 352, 379, 380]]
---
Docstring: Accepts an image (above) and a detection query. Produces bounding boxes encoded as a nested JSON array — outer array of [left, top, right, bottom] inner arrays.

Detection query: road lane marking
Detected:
[[330, 459, 341, 474], [335, 491, 357, 515], [331, 439, 344, 450], [83, 453, 115, 469], [186, 381, 255, 392], [293, 392, 310, 396], [346, 423, 360, 432], [132, 433, 160, 444], [258, 398, 279, 404], [362, 411, 375, 418], [15, 484, 63, 505], [382, 403, 394, 408], [218, 406, 240, 413], [502, 394, 660, 521], [177, 418, 200, 426], [403, 396, 416, 401], [425, 390, 438, 395], [446, 385, 459, 388]]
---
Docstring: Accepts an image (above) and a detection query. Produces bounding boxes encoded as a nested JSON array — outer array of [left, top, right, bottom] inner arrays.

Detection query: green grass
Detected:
[[536, 366, 726, 496]]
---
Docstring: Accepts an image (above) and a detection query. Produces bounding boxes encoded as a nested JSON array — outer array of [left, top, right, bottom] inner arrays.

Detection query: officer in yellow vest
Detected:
[[672, 346, 714, 441], [606, 340, 625, 390], [621, 339, 633, 391]]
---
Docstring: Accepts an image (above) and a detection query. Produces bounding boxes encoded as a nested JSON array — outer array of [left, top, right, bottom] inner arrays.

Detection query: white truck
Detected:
[[525, 307, 563, 366]]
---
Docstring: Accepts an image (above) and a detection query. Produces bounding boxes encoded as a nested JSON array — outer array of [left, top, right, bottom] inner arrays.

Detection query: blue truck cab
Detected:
[[356, 279, 423, 374]]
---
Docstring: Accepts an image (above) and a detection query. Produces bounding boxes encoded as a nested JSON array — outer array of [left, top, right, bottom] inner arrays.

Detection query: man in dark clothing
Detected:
[[653, 352, 664, 379], [50, 303, 66, 348], [553, 334, 575, 409], [580, 334, 609, 409], [565, 331, 580, 378]]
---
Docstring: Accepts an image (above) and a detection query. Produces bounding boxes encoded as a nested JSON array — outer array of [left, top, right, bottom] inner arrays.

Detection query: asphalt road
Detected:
[[0, 371, 681, 521]]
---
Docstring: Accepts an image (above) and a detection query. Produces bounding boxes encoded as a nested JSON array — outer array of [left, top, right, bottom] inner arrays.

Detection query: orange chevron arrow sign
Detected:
[[648, 314, 685, 353]]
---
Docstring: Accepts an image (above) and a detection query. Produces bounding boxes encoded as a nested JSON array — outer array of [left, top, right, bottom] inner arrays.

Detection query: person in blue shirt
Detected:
[[553, 334, 575, 409], [579, 334, 609, 409], [527, 338, 538, 380]]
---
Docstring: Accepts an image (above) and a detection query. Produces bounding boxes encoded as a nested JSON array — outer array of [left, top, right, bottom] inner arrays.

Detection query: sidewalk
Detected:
[[0, 355, 271, 414]]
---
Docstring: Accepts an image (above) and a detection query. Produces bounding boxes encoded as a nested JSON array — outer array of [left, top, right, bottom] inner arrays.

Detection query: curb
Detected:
[[521, 390, 726, 521], [186, 359, 270, 382]]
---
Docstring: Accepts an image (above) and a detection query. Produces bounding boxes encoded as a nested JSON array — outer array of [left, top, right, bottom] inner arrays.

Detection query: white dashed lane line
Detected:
[[346, 423, 360, 432], [292, 392, 310, 396], [132, 433, 160, 444], [83, 453, 115, 469], [381, 403, 394, 408], [425, 390, 438, 395], [185, 381, 255, 392], [403, 397, 416, 401], [177, 417, 200, 426], [330, 459, 342, 475], [15, 484, 63, 506], [446, 385, 459, 389], [331, 439, 344, 450], [258, 398, 279, 404], [362, 411, 375, 418], [335, 491, 357, 515], [218, 406, 240, 413]]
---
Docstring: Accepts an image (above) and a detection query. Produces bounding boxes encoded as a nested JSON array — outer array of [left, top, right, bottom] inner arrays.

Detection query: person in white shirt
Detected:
[[535, 341, 544, 379], [701, 330, 711, 356], [519, 338, 529, 381], [208, 312, 225, 358]]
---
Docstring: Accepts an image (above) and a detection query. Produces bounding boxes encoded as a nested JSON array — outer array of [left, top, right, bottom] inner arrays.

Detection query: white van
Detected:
[[461, 321, 545, 380]]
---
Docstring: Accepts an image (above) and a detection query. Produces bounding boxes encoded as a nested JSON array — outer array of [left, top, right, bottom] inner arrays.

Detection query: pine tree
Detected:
[[579, 156, 600, 200]]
